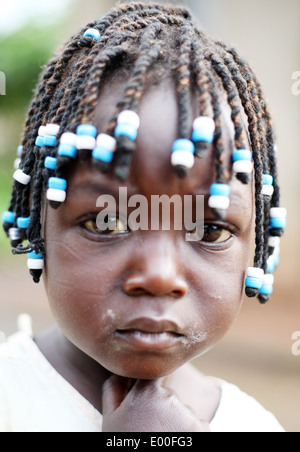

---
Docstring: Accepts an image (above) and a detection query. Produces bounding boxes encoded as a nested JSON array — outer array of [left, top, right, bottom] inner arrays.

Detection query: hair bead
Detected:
[[171, 139, 195, 178], [117, 110, 141, 130], [262, 174, 274, 197], [8, 227, 23, 248], [45, 123, 60, 136], [114, 111, 141, 182], [16, 217, 30, 242], [208, 184, 231, 219], [232, 149, 253, 184], [269, 207, 287, 237], [245, 267, 264, 297], [83, 28, 101, 41], [258, 273, 275, 304], [192, 116, 215, 158], [17, 217, 30, 229], [76, 124, 97, 159], [27, 251, 44, 283], [44, 156, 57, 171], [92, 134, 117, 172], [2, 211, 16, 225], [46, 177, 67, 208], [13, 169, 31, 186], [44, 135, 57, 147]]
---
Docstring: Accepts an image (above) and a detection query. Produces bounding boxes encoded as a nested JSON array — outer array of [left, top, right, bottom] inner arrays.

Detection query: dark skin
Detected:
[[35, 79, 255, 432]]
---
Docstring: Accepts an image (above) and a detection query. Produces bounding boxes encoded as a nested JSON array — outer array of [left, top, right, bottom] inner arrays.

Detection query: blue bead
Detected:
[[58, 144, 77, 159], [210, 183, 231, 197], [27, 251, 43, 260], [35, 136, 45, 147], [76, 124, 97, 137], [270, 218, 286, 229], [172, 139, 195, 154], [2, 211, 15, 224], [262, 174, 273, 185], [17, 217, 30, 229], [259, 284, 273, 295], [192, 128, 214, 143], [44, 135, 57, 147], [92, 147, 114, 163], [232, 150, 252, 162], [48, 177, 67, 191], [17, 145, 23, 156], [114, 123, 138, 141], [83, 28, 101, 41], [245, 276, 263, 290], [44, 157, 57, 171]]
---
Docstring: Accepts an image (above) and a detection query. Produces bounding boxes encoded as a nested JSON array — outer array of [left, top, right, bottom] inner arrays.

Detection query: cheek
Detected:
[[43, 225, 120, 352]]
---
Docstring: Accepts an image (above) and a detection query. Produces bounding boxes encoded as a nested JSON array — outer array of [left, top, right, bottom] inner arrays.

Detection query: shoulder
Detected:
[[0, 331, 36, 432], [210, 378, 285, 433]]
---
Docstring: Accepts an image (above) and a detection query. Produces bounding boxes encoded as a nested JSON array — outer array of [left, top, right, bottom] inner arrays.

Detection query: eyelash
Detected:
[[79, 213, 236, 247]]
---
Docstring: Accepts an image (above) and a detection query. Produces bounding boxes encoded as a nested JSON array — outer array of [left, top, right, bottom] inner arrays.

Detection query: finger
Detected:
[[102, 375, 131, 415], [132, 377, 172, 396]]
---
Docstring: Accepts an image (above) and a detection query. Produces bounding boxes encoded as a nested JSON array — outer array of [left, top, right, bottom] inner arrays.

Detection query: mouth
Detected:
[[114, 317, 185, 351]]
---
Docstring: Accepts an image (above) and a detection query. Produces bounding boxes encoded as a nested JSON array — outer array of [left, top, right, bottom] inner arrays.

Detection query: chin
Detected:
[[103, 355, 184, 380]]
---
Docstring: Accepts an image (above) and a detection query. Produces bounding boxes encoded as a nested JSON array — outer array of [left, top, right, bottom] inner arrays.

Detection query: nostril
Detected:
[[128, 287, 147, 296]]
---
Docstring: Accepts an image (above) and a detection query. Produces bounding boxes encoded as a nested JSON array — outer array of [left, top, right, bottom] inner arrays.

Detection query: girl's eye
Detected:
[[187, 224, 232, 243], [82, 214, 128, 236], [202, 225, 232, 243]]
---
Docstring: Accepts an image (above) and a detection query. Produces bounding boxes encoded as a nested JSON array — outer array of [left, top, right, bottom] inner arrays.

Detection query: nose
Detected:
[[123, 233, 188, 299]]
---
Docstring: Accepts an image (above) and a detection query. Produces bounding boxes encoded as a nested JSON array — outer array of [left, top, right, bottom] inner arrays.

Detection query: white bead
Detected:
[[46, 188, 66, 203], [14, 158, 21, 170], [38, 125, 47, 137], [246, 267, 264, 278], [270, 207, 287, 218], [60, 132, 77, 146], [262, 274, 274, 285], [193, 116, 215, 134], [9, 228, 22, 240], [233, 160, 254, 174], [45, 123, 60, 136], [27, 258, 44, 270], [262, 184, 274, 196], [268, 236, 280, 248], [171, 150, 195, 169], [118, 110, 140, 129], [208, 195, 230, 210], [13, 169, 31, 185], [96, 133, 117, 151], [76, 135, 96, 150]]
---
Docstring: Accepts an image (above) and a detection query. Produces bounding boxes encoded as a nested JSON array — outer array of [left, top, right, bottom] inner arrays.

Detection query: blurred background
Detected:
[[0, 0, 299, 432]]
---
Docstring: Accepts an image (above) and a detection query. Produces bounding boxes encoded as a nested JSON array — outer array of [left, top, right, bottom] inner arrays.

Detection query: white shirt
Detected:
[[0, 327, 284, 433]]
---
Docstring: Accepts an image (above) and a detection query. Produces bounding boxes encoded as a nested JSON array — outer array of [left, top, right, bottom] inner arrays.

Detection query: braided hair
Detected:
[[2, 2, 285, 303]]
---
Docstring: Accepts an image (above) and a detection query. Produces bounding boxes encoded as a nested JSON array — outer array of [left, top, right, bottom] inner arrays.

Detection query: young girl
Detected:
[[0, 2, 286, 432]]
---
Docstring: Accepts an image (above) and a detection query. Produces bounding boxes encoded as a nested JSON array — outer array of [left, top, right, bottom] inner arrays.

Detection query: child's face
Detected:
[[43, 80, 255, 379]]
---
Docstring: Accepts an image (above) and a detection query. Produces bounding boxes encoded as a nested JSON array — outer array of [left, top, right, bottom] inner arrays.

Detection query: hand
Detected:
[[102, 375, 210, 432]]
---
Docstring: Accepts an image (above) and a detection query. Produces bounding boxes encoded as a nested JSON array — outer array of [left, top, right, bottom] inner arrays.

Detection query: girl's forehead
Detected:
[[91, 79, 239, 197]]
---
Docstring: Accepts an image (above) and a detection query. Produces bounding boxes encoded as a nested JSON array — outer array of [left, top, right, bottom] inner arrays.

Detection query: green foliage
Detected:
[[0, 24, 62, 112]]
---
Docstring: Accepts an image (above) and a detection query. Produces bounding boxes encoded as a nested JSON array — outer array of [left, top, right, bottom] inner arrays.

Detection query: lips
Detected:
[[114, 317, 184, 351]]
